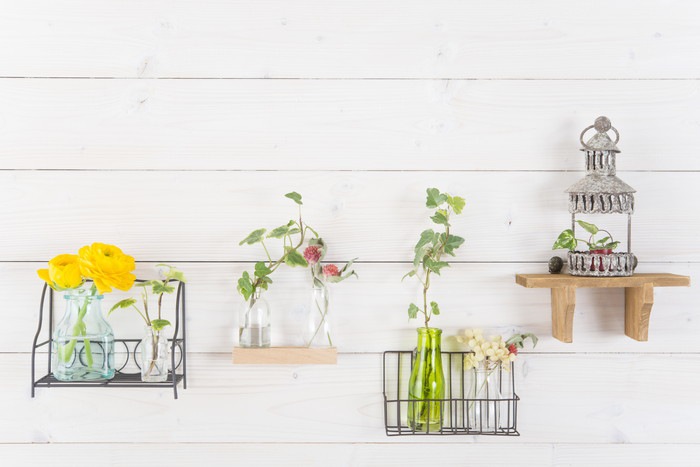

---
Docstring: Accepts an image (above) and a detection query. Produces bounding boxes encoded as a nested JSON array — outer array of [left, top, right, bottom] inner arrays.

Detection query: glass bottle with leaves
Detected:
[[236, 192, 316, 348], [109, 264, 186, 382], [403, 188, 466, 432]]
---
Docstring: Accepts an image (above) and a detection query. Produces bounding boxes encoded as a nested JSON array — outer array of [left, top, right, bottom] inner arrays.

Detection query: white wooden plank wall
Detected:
[[1, 1, 699, 465]]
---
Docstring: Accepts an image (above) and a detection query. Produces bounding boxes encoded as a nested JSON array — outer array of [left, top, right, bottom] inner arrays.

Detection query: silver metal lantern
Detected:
[[565, 116, 636, 276]]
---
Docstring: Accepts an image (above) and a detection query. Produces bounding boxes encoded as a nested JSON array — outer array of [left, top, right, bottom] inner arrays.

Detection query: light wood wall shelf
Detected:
[[515, 273, 690, 343], [232, 347, 337, 365]]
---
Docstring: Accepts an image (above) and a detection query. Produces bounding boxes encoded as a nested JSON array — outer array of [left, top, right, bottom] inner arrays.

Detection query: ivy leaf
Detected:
[[576, 220, 599, 235], [552, 229, 577, 251], [415, 229, 436, 253], [254, 261, 272, 278], [285, 192, 303, 205], [447, 195, 466, 214], [426, 188, 447, 208], [239, 228, 267, 246], [430, 301, 440, 316], [442, 234, 465, 256], [402, 269, 417, 281], [151, 319, 171, 331], [424, 258, 450, 275], [135, 280, 157, 288], [152, 281, 175, 295], [408, 303, 420, 320], [430, 209, 450, 226], [108, 298, 137, 316], [284, 248, 308, 267], [237, 271, 254, 301], [267, 224, 290, 239]]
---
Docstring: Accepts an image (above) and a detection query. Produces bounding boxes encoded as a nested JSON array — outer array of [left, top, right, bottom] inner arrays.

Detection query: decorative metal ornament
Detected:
[[565, 117, 636, 277]]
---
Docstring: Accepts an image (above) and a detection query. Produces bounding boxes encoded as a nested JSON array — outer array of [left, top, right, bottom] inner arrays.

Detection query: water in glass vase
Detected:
[[239, 290, 271, 348], [407, 327, 445, 432], [52, 291, 115, 381]]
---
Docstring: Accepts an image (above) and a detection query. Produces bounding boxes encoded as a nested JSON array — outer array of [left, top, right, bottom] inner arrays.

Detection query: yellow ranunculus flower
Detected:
[[37, 254, 84, 290], [78, 243, 136, 294]]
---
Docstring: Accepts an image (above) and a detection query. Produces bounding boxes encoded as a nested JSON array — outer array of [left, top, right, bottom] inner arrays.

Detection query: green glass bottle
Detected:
[[407, 327, 445, 432]]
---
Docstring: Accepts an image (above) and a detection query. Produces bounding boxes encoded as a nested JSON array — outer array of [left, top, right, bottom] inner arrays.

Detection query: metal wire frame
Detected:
[[382, 350, 520, 436], [31, 279, 187, 399]]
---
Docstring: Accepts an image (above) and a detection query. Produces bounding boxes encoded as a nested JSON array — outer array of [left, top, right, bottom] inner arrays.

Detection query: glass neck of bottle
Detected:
[[416, 328, 442, 350]]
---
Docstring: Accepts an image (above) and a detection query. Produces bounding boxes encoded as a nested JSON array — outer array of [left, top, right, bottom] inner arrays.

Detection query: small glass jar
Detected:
[[239, 289, 271, 348], [140, 325, 170, 382], [468, 365, 504, 432], [407, 327, 445, 432]]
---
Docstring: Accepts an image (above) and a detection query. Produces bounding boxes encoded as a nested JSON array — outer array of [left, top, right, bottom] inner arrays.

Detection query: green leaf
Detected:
[[237, 271, 254, 301], [430, 301, 440, 316], [408, 303, 420, 320], [152, 281, 175, 295], [603, 241, 620, 250], [430, 209, 450, 226], [425, 188, 447, 208], [442, 234, 465, 256], [285, 192, 303, 205], [108, 298, 137, 315], [552, 229, 577, 251], [284, 248, 308, 267], [155, 264, 187, 283], [447, 195, 466, 214], [424, 258, 450, 275], [267, 224, 290, 239], [151, 319, 171, 331], [135, 280, 157, 288], [402, 269, 417, 281], [576, 220, 599, 235], [254, 261, 273, 278], [239, 228, 267, 246], [288, 228, 301, 235], [415, 229, 436, 253]]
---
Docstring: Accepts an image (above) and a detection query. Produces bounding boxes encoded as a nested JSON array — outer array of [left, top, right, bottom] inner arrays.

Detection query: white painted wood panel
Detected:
[[11, 262, 697, 354], [1, 1, 699, 79], [2, 443, 700, 467], [1, 79, 700, 170], [1, 171, 695, 261], [10, 353, 700, 443]]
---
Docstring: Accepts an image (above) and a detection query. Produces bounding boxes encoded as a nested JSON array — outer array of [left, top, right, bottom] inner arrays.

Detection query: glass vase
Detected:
[[407, 327, 445, 432], [305, 284, 332, 347], [468, 365, 503, 432], [52, 290, 115, 381], [239, 289, 271, 348], [140, 326, 170, 382]]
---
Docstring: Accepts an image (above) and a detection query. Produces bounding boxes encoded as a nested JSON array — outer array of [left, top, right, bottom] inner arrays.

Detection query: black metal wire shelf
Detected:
[[383, 350, 520, 436], [31, 280, 187, 399]]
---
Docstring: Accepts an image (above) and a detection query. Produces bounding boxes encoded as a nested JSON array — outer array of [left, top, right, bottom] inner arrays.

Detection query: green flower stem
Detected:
[[60, 294, 94, 366]]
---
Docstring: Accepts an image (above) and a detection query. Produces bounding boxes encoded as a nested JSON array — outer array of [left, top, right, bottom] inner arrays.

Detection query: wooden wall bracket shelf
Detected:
[[515, 273, 690, 343], [232, 346, 337, 364]]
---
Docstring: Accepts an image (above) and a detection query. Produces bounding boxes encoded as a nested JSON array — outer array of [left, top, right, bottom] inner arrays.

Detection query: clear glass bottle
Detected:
[[239, 289, 271, 348], [306, 284, 332, 347], [407, 327, 445, 432], [52, 290, 115, 381], [468, 365, 503, 433], [141, 326, 170, 382]]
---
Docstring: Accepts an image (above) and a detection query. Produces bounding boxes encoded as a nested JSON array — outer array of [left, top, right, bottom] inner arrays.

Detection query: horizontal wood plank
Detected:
[[12, 262, 699, 354], [1, 171, 698, 262], [233, 347, 338, 364], [1, 79, 700, 170], [1, 1, 698, 79], [8, 353, 700, 443]]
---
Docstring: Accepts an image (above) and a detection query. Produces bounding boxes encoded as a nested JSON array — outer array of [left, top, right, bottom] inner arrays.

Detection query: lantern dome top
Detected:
[[580, 116, 620, 153]]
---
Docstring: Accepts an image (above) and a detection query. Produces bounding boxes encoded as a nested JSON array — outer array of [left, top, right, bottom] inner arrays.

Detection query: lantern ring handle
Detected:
[[580, 124, 620, 150]]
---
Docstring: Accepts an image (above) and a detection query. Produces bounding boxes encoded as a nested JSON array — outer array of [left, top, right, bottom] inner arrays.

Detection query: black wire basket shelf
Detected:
[[383, 350, 520, 436], [31, 280, 187, 399]]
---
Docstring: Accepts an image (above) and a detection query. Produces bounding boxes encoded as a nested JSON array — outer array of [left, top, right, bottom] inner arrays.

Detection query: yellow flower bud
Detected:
[[37, 254, 83, 290]]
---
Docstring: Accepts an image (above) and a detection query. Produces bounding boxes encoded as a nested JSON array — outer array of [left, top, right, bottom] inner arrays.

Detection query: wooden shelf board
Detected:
[[232, 347, 337, 365], [516, 273, 690, 289]]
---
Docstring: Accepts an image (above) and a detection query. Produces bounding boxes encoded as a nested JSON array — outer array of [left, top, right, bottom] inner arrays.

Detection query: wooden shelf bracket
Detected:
[[516, 273, 690, 343]]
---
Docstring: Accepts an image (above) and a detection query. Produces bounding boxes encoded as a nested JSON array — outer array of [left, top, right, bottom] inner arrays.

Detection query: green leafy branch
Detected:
[[108, 264, 186, 331], [552, 220, 619, 252], [403, 188, 466, 328], [237, 192, 315, 302]]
